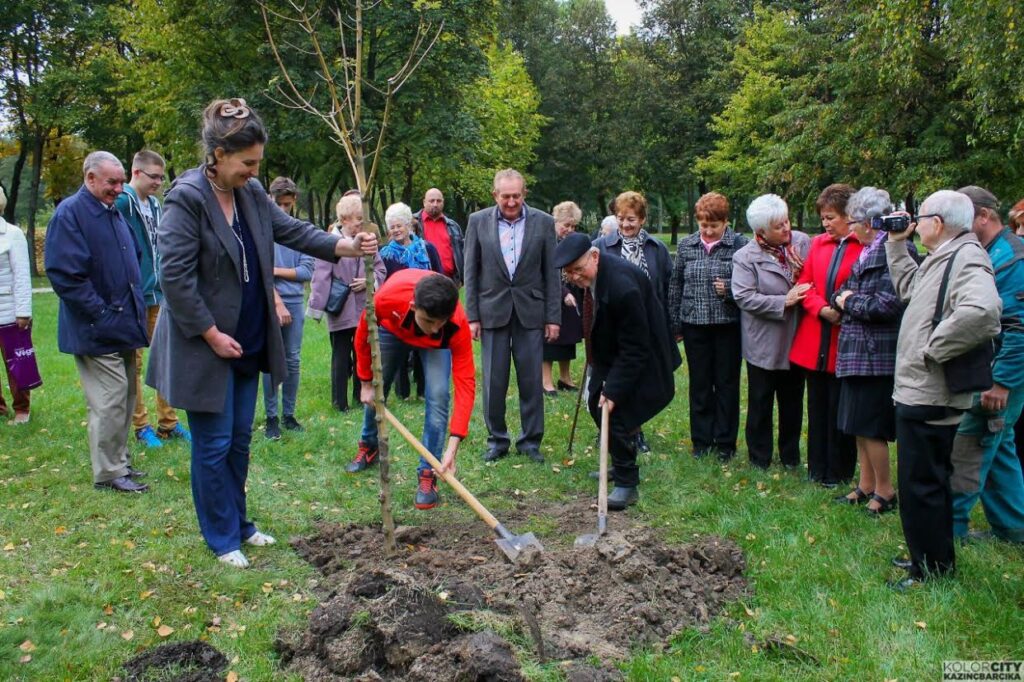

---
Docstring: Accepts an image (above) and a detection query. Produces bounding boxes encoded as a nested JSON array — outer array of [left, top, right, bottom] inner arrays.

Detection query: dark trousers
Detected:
[[681, 322, 741, 451], [480, 315, 544, 454], [186, 369, 259, 556], [1016, 416, 1024, 477], [895, 402, 959, 579], [329, 328, 359, 411], [745, 363, 804, 467], [588, 388, 640, 487], [804, 370, 856, 483]]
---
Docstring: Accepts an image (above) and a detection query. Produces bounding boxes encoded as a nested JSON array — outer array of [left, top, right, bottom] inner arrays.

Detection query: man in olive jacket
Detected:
[[556, 233, 681, 509]]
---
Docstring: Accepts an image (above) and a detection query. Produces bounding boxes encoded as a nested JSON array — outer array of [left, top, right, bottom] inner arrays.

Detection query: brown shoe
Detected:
[[94, 475, 149, 493]]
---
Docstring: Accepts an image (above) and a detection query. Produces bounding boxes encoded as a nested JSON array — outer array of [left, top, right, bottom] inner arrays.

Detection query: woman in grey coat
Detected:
[[732, 194, 811, 469], [148, 99, 377, 568]]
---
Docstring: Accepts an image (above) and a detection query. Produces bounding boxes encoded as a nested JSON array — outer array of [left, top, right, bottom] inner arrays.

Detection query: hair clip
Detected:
[[219, 98, 250, 119]]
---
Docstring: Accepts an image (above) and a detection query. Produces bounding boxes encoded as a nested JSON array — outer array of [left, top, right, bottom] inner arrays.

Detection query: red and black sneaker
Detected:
[[414, 470, 439, 510], [345, 441, 379, 473]]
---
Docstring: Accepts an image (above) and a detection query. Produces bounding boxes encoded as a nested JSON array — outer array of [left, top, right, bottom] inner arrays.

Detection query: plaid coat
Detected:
[[834, 237, 911, 378], [668, 229, 749, 333]]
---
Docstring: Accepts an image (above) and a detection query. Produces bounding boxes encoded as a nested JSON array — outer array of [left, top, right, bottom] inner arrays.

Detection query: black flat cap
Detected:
[[554, 232, 594, 268]]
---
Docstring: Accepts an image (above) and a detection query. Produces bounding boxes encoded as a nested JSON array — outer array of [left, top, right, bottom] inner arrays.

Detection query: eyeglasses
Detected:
[[138, 170, 165, 182], [912, 214, 940, 223]]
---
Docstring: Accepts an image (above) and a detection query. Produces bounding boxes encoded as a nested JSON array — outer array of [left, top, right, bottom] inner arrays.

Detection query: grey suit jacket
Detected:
[[147, 167, 339, 413], [463, 205, 560, 329]]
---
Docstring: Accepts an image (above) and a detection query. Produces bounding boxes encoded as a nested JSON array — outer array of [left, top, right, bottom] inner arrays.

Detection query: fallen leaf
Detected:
[[261, 583, 273, 594], [157, 624, 174, 637], [19, 655, 31, 664], [96, 622, 108, 630], [123, 540, 136, 550], [140, 590, 154, 600], [226, 672, 239, 682], [3, 542, 15, 551], [103, 604, 114, 616], [785, 634, 798, 644], [0, 589, 6, 600], [19, 640, 35, 652], [121, 630, 135, 641], [914, 621, 926, 630], [152, 616, 161, 627], [54, 526, 67, 535]]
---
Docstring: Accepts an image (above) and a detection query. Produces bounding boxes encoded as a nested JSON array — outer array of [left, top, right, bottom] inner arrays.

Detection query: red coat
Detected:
[[789, 233, 863, 373]]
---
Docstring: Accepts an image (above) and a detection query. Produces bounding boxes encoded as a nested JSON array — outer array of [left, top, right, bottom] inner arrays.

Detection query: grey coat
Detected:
[[731, 231, 811, 370], [463, 205, 560, 329], [147, 168, 339, 412]]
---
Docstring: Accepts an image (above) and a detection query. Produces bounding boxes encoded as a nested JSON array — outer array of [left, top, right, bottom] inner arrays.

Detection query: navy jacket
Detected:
[[45, 186, 149, 356], [594, 230, 673, 324]]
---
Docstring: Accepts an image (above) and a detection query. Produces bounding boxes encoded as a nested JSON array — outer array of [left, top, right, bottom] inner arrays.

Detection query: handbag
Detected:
[[325, 277, 351, 315], [0, 323, 43, 391], [931, 242, 998, 394]]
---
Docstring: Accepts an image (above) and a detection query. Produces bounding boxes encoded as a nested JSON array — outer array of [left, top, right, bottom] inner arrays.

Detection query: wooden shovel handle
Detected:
[[598, 401, 609, 527], [383, 407, 501, 531]]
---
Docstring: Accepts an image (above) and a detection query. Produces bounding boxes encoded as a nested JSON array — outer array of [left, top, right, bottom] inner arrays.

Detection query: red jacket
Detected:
[[355, 269, 475, 439], [789, 233, 863, 373]]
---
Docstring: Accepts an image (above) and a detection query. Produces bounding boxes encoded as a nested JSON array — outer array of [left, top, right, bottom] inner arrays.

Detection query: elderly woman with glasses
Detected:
[[380, 202, 442, 278], [830, 187, 916, 514], [732, 194, 811, 470], [542, 201, 585, 395]]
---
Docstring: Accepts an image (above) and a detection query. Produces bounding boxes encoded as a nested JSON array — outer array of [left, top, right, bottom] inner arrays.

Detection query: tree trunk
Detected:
[[25, 127, 45, 277], [4, 140, 29, 223]]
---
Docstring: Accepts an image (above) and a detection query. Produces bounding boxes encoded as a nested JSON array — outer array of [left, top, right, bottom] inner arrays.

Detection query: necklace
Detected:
[[229, 195, 249, 283], [208, 176, 231, 193]]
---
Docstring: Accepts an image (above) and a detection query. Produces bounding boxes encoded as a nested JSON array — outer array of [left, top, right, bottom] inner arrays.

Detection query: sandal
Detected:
[[833, 486, 872, 505], [866, 493, 898, 515]]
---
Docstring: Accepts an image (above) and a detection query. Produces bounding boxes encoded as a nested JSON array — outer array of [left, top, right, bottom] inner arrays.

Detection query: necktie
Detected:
[[583, 287, 594, 365]]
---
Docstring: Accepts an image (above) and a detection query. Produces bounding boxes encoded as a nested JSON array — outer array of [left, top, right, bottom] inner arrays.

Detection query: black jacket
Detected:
[[589, 254, 682, 431]]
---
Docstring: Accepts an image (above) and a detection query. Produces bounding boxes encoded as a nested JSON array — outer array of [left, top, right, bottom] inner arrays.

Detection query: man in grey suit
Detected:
[[464, 169, 561, 463]]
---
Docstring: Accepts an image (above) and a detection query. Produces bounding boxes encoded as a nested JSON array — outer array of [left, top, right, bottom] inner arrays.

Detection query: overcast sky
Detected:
[[604, 0, 642, 34]]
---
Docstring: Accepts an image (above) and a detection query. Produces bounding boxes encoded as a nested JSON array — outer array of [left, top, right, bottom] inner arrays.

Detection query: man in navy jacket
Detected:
[[45, 151, 150, 493]]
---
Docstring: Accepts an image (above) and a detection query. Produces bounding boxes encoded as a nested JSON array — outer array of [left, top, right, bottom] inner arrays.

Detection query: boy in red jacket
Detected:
[[350, 270, 475, 509]]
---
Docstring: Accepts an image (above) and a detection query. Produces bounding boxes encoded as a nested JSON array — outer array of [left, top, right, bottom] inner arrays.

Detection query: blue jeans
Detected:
[[361, 329, 451, 472], [262, 298, 305, 419], [187, 369, 260, 555], [952, 387, 1024, 541]]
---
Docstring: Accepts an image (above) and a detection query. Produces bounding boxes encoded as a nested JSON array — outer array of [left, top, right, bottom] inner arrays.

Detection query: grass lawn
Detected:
[[1, 289, 1021, 681]]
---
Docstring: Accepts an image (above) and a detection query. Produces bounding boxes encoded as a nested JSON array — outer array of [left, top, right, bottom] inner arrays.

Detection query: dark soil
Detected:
[[121, 640, 228, 682], [279, 497, 748, 680]]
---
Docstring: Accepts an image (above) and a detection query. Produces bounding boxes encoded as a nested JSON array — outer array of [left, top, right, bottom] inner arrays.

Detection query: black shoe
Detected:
[[520, 449, 545, 464], [557, 380, 578, 392], [834, 486, 872, 505], [126, 466, 148, 479], [635, 431, 651, 454], [346, 441, 379, 473], [820, 480, 840, 489], [717, 448, 736, 462], [588, 469, 614, 482], [607, 486, 638, 510], [865, 493, 898, 515], [265, 417, 281, 441], [887, 576, 925, 592], [891, 556, 913, 570], [95, 476, 149, 493], [544, 389, 558, 398], [282, 415, 304, 432], [749, 460, 770, 471], [483, 448, 508, 463], [693, 448, 712, 459]]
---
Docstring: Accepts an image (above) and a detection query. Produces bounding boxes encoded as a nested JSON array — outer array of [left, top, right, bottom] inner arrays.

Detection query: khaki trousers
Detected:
[[74, 351, 136, 483], [133, 304, 177, 432]]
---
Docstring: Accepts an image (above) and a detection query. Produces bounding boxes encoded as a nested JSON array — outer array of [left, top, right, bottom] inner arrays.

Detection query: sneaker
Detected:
[[345, 441, 378, 473], [282, 415, 304, 432], [157, 423, 191, 443], [135, 425, 163, 449], [265, 417, 281, 441], [12, 412, 29, 425], [244, 531, 277, 546], [217, 550, 249, 568], [414, 470, 439, 510]]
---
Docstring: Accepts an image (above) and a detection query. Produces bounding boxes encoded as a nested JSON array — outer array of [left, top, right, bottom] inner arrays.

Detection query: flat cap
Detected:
[[957, 185, 999, 211], [554, 232, 593, 268]]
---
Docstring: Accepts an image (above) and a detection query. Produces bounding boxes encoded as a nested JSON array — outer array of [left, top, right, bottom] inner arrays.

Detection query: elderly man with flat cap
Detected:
[[556, 232, 681, 509], [949, 185, 1024, 544]]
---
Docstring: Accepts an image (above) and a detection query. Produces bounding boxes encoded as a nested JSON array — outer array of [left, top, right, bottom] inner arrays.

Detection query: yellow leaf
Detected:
[[19, 640, 35, 652], [123, 540, 136, 550], [121, 630, 135, 641], [914, 621, 926, 630], [226, 672, 239, 682], [140, 590, 154, 600], [96, 622, 108, 630], [54, 526, 67, 535], [0, 589, 6, 600], [785, 634, 798, 644], [157, 624, 174, 637], [3, 542, 15, 551], [153, 616, 161, 627], [103, 604, 114, 616]]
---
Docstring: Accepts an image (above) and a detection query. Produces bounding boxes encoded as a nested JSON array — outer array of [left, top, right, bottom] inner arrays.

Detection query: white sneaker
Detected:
[[244, 531, 276, 547], [12, 413, 29, 425], [217, 550, 249, 568]]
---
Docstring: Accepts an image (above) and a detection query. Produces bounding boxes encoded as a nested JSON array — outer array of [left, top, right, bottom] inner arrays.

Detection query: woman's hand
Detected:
[[15, 317, 31, 330], [202, 327, 242, 359], [834, 290, 852, 310], [275, 301, 292, 326], [713, 277, 727, 297], [350, 277, 367, 293], [819, 306, 841, 324], [785, 282, 811, 307]]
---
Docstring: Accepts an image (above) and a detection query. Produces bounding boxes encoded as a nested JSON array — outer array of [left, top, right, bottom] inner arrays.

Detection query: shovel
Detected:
[[383, 407, 544, 563], [575, 402, 609, 548]]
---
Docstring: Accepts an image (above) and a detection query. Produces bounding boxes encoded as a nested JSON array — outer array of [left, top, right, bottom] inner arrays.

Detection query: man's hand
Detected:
[[15, 317, 31, 330], [360, 381, 375, 406], [439, 437, 460, 475], [469, 321, 481, 340], [275, 301, 292, 326], [819, 306, 841, 325], [545, 324, 560, 343], [888, 212, 916, 243], [203, 327, 242, 359], [350, 277, 367, 293], [564, 292, 577, 307], [598, 393, 615, 413], [980, 383, 1009, 413], [353, 232, 378, 255], [785, 282, 811, 308]]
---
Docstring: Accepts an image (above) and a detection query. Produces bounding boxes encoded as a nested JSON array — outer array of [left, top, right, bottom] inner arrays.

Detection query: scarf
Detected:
[[755, 232, 804, 283], [380, 234, 432, 270], [619, 229, 650, 278]]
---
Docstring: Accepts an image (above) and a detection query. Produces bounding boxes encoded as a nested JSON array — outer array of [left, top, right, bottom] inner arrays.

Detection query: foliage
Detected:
[[40, 134, 87, 203]]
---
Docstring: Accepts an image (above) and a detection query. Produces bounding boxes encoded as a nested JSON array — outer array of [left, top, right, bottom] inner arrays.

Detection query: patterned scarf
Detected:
[[619, 229, 650, 278], [380, 234, 432, 270], [755, 232, 804, 282]]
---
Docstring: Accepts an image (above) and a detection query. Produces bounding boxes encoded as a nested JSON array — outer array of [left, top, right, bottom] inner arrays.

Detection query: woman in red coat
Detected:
[[789, 184, 863, 486]]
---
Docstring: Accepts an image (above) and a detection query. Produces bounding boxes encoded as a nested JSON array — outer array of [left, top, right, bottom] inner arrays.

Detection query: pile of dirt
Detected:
[[121, 640, 228, 682], [279, 498, 747, 680]]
